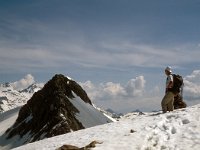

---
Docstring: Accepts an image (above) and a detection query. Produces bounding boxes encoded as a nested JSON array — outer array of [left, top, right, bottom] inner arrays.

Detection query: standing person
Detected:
[[161, 66, 174, 113]]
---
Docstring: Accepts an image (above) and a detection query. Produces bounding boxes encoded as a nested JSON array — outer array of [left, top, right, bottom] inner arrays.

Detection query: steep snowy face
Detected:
[[1, 74, 112, 149]]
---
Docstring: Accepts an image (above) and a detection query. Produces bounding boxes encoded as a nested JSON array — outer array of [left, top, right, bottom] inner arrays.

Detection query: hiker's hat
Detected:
[[165, 66, 172, 73]]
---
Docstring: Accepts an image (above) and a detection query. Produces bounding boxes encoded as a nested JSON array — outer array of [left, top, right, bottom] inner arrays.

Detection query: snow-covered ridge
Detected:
[[19, 83, 43, 93], [10, 104, 200, 150], [0, 83, 43, 113]]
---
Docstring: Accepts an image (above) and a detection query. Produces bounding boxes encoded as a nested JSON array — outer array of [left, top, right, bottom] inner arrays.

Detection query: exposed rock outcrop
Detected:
[[56, 140, 103, 150]]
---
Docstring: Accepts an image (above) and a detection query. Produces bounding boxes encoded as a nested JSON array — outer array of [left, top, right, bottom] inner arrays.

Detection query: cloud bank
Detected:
[[8, 71, 200, 113], [80, 70, 200, 113], [80, 76, 152, 112], [81, 76, 145, 99]]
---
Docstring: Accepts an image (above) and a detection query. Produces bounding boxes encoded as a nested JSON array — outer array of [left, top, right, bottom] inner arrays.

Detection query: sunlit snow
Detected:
[[0, 104, 200, 150]]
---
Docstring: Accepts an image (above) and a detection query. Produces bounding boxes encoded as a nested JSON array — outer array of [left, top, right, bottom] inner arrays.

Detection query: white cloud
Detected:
[[125, 76, 146, 97], [11, 74, 35, 91], [80, 81, 99, 100], [80, 76, 151, 112], [184, 70, 200, 83], [81, 81, 126, 100], [81, 76, 146, 100], [101, 82, 126, 97], [183, 70, 200, 100]]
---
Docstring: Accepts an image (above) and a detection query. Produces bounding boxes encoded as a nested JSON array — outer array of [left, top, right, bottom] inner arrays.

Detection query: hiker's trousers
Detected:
[[161, 91, 174, 113]]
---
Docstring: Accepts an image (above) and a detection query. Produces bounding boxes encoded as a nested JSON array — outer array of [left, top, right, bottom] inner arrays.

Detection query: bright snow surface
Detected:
[[0, 104, 199, 150], [69, 94, 114, 128], [0, 95, 113, 150]]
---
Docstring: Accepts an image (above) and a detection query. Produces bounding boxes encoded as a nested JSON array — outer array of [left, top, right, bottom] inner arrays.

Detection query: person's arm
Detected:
[[166, 75, 173, 92], [167, 75, 174, 89], [166, 81, 173, 93], [167, 81, 173, 89]]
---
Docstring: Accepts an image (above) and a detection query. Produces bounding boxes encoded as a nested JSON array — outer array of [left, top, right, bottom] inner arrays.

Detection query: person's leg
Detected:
[[167, 92, 174, 111], [161, 92, 172, 113]]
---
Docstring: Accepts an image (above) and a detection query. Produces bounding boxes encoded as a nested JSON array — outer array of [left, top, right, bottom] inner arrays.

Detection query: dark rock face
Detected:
[[5, 74, 93, 143]]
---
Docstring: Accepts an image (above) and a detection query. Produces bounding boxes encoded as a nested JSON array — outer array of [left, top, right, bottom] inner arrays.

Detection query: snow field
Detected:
[[140, 108, 200, 150], [12, 104, 200, 150]]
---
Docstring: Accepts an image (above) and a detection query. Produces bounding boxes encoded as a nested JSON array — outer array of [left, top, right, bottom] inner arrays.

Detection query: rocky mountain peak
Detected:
[[3, 74, 112, 146]]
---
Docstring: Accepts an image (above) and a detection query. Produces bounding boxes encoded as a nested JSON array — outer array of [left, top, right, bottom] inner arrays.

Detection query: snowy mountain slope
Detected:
[[10, 104, 200, 150], [0, 83, 42, 113], [0, 107, 22, 150], [69, 93, 115, 128], [0, 101, 114, 150], [0, 107, 20, 135]]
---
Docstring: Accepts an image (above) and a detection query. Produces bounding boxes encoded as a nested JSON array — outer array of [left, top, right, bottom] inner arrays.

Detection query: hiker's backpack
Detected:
[[172, 74, 184, 94]]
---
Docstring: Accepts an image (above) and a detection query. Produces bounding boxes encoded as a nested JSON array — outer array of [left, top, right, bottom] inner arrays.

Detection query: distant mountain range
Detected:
[[0, 83, 43, 113]]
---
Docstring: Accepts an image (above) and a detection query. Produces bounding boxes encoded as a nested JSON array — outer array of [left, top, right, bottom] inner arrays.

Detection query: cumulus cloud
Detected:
[[81, 81, 125, 100], [11, 74, 35, 91], [183, 70, 200, 100], [125, 76, 146, 97], [81, 76, 145, 99], [80, 80, 99, 100], [80, 76, 148, 112], [101, 82, 126, 97], [184, 70, 200, 83]]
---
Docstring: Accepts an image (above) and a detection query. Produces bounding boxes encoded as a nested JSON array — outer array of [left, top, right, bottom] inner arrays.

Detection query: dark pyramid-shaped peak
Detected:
[[4, 74, 107, 146]]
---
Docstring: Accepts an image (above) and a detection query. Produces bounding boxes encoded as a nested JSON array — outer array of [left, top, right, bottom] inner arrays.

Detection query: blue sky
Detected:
[[1, 0, 200, 112]]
